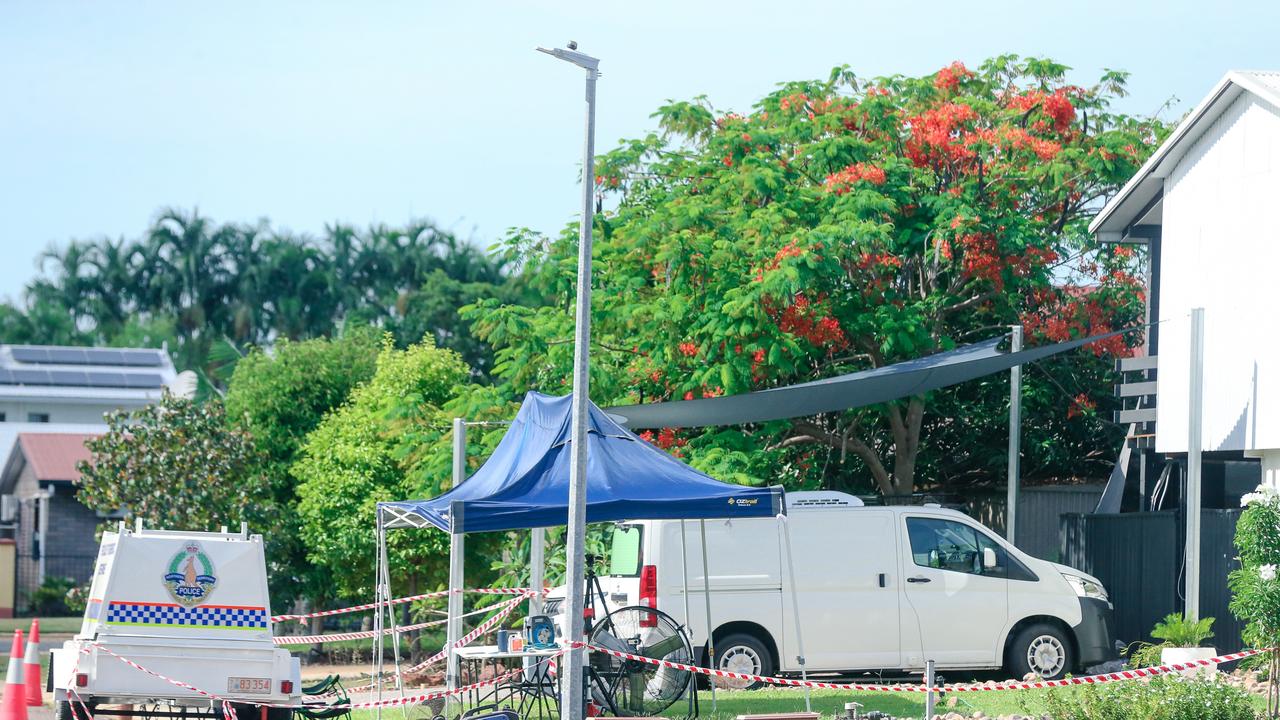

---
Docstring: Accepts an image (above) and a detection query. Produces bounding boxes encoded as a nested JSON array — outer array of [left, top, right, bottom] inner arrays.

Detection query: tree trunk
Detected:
[[789, 395, 926, 498]]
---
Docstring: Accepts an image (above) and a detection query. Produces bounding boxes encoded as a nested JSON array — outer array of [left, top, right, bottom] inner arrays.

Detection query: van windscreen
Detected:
[[608, 524, 643, 577]]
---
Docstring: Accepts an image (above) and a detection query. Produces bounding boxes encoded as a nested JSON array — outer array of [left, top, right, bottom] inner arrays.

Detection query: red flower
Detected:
[[933, 61, 972, 91], [678, 342, 699, 358], [823, 163, 887, 194]]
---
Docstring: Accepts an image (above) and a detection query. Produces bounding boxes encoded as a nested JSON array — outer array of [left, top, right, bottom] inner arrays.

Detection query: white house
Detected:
[[0, 344, 184, 610], [1091, 70, 1280, 489]]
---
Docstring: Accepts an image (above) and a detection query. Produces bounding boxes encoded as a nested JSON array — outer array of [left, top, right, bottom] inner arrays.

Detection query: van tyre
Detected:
[[1008, 623, 1073, 680], [713, 633, 773, 690]]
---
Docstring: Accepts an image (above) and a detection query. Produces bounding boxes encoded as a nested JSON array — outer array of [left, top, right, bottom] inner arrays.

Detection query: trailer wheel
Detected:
[[713, 633, 773, 690], [227, 703, 293, 720], [56, 699, 95, 720]]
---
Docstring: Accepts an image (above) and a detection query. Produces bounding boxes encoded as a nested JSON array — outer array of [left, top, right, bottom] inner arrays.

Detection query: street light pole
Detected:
[[537, 42, 599, 720]]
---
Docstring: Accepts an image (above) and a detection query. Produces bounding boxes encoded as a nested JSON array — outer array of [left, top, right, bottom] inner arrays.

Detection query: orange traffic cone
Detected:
[[22, 621, 40, 707], [1, 629, 27, 720]]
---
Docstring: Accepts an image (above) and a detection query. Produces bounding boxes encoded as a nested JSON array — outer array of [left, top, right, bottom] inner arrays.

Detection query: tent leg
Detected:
[[378, 521, 408, 717], [779, 514, 810, 712], [373, 512, 386, 720], [679, 520, 693, 708], [446, 525, 465, 713], [526, 527, 545, 678], [699, 520, 716, 713]]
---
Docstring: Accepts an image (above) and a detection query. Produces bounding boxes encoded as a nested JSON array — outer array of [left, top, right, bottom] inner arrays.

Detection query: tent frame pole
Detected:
[[447, 417, 468, 713], [779, 513, 810, 712], [378, 519, 407, 717], [679, 520, 694, 710], [699, 520, 716, 713], [374, 511, 386, 720], [526, 527, 545, 678]]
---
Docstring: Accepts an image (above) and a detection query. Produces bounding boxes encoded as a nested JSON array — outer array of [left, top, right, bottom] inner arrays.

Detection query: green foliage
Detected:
[[78, 394, 270, 531], [223, 327, 383, 607], [1037, 674, 1256, 720], [473, 56, 1164, 496], [1229, 483, 1280, 715], [7, 209, 526, 385], [1151, 612, 1215, 647], [28, 576, 77, 616], [292, 338, 469, 600], [1124, 613, 1216, 668]]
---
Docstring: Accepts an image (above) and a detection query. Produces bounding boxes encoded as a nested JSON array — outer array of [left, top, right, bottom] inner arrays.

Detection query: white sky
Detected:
[[2, 0, 1277, 301]]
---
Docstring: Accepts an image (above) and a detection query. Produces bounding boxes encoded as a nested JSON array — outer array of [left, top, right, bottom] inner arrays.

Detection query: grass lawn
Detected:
[[0, 617, 81, 635], [347, 686, 1063, 720]]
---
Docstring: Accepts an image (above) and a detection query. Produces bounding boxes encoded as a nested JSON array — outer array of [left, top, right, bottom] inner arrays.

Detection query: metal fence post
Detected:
[[924, 659, 936, 720]]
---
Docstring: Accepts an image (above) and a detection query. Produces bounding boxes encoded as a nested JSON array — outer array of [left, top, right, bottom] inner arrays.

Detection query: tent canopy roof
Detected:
[[379, 392, 784, 533]]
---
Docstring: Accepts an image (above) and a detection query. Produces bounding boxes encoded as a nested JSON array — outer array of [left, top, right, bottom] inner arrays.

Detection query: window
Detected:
[[27, 413, 50, 423], [607, 524, 643, 577], [907, 517, 1008, 578]]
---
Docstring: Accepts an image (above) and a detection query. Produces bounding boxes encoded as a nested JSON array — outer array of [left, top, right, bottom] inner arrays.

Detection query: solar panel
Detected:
[[0, 366, 165, 389], [10, 347, 51, 364], [122, 373, 165, 388], [116, 350, 163, 367], [12, 369, 52, 385], [8, 346, 165, 368]]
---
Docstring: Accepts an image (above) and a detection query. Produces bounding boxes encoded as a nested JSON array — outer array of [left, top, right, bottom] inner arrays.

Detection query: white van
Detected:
[[550, 491, 1114, 682]]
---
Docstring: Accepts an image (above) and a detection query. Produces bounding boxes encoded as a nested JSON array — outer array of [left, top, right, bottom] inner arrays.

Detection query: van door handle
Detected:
[[907, 576, 932, 584], [878, 573, 886, 588]]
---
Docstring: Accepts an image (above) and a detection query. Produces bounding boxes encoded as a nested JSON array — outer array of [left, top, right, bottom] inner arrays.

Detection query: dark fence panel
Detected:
[[1016, 485, 1105, 561], [1060, 511, 1179, 645], [1201, 509, 1244, 653], [1060, 509, 1245, 652]]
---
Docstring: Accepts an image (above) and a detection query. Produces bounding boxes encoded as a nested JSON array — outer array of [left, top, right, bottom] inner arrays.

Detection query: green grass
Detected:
[[0, 617, 81, 634], [347, 686, 1063, 720]]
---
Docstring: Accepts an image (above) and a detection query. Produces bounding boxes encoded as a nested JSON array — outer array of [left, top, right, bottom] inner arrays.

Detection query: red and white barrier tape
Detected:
[[90, 640, 564, 710], [402, 593, 531, 674], [579, 642, 1275, 693], [273, 603, 500, 645], [271, 586, 545, 623]]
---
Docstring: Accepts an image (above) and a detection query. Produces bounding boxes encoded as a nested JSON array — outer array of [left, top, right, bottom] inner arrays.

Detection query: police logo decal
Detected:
[[163, 541, 218, 607]]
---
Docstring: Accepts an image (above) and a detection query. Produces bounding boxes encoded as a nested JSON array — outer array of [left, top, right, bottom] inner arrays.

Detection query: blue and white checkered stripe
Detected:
[[106, 602, 268, 629]]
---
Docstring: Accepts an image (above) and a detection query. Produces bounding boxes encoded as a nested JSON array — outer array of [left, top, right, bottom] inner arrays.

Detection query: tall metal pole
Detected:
[[538, 43, 599, 720], [1185, 308, 1204, 621], [445, 419, 467, 712], [1006, 325, 1023, 543]]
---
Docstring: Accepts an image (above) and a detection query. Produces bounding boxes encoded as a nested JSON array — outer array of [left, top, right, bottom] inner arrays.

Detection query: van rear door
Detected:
[[781, 509, 901, 671]]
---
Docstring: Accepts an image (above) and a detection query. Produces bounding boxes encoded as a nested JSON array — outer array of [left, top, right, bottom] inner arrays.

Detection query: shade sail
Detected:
[[379, 391, 784, 533], [607, 329, 1133, 429]]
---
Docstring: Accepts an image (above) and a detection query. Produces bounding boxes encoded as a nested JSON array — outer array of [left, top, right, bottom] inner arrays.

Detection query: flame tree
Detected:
[[469, 56, 1165, 496]]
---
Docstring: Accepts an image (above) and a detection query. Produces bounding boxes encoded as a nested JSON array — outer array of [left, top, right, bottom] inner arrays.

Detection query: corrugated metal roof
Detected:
[[1089, 70, 1280, 238], [16, 433, 97, 482]]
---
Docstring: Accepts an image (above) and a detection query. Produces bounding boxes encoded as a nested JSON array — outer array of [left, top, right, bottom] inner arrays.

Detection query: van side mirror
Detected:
[[982, 547, 997, 570]]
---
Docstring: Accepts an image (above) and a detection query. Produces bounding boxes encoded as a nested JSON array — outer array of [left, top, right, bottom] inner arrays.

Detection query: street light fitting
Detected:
[[535, 44, 599, 72]]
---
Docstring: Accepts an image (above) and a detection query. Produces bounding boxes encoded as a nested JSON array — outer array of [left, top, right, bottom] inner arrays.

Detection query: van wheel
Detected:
[[713, 633, 773, 690], [1008, 623, 1073, 680]]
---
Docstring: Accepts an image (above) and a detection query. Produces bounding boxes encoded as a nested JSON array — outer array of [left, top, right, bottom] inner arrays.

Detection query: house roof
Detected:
[[0, 343, 181, 404], [14, 433, 97, 482], [1089, 70, 1280, 239]]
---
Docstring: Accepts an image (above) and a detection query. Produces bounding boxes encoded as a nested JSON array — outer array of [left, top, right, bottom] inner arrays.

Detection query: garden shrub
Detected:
[[1038, 674, 1255, 720]]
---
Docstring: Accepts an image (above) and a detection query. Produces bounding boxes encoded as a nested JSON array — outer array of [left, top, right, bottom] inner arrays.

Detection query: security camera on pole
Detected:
[[536, 40, 599, 720]]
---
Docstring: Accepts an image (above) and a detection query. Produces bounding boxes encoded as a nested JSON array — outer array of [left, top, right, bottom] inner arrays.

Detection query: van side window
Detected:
[[906, 517, 1007, 578]]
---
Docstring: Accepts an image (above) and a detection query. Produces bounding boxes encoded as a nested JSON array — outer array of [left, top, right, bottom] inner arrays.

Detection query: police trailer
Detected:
[[50, 523, 301, 720]]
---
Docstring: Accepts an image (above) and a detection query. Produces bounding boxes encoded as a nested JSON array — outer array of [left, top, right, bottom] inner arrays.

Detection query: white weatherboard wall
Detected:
[[1156, 91, 1280, 460]]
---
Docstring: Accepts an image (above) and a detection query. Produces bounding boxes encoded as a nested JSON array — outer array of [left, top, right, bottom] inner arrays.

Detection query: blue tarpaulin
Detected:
[[378, 392, 784, 533]]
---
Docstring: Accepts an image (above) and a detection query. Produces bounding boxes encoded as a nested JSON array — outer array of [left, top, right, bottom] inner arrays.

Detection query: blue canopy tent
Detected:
[[378, 392, 785, 532], [371, 392, 795, 712]]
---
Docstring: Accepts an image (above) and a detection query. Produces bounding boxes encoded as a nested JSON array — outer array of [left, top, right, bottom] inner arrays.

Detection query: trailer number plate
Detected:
[[228, 677, 272, 694]]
